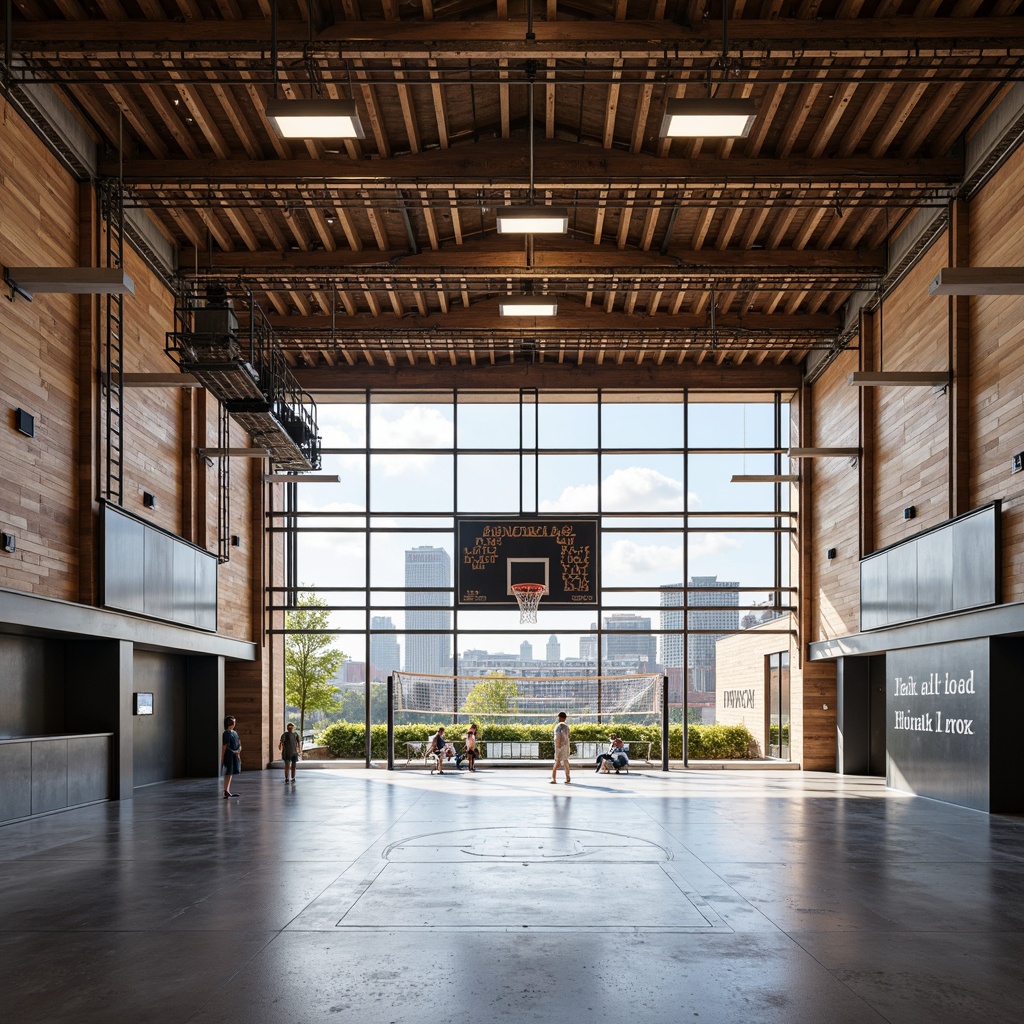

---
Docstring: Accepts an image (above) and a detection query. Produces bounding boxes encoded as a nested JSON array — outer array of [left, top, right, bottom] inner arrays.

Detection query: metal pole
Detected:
[[386, 675, 394, 770], [683, 676, 689, 768], [661, 675, 669, 772]]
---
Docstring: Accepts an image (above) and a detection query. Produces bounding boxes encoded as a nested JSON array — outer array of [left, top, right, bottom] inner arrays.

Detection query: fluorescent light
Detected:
[[4, 267, 135, 301], [788, 447, 861, 458], [659, 98, 757, 138], [266, 99, 365, 139], [731, 474, 799, 483], [263, 474, 341, 483], [495, 206, 569, 234], [499, 296, 558, 316], [848, 371, 950, 387], [929, 267, 1024, 295]]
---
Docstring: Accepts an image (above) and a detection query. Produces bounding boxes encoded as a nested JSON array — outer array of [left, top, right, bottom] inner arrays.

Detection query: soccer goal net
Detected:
[[391, 671, 663, 723]]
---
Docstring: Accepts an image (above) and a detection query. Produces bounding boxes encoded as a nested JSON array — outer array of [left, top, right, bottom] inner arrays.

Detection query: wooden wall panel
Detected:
[[0, 104, 81, 599], [872, 236, 950, 551], [808, 349, 862, 642], [968, 143, 1024, 605]]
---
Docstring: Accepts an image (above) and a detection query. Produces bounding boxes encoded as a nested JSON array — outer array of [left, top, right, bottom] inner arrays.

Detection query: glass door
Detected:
[[767, 651, 790, 759]]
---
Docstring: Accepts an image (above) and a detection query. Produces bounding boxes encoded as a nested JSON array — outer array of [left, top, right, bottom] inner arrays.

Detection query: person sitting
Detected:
[[595, 735, 629, 774], [427, 725, 451, 773]]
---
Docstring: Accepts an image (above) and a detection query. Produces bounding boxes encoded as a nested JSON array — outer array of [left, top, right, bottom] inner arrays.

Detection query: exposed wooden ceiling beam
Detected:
[[265, 302, 840, 334], [292, 360, 803, 392], [103, 143, 962, 185], [176, 241, 884, 273], [14, 18, 1024, 57]]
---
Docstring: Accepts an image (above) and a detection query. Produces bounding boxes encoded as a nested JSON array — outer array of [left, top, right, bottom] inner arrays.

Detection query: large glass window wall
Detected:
[[270, 390, 795, 733]]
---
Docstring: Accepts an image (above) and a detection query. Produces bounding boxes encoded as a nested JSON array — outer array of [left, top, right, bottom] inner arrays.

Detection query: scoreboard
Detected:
[[456, 517, 599, 609]]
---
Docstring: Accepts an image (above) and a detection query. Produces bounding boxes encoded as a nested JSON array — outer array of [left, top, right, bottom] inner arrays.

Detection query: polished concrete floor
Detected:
[[2, 767, 1023, 1024]]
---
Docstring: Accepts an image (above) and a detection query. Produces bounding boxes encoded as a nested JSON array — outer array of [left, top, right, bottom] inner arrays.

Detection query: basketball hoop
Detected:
[[510, 582, 545, 624]]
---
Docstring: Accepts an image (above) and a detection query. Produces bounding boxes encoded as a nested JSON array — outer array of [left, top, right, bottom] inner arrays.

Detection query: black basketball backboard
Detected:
[[456, 517, 598, 609]]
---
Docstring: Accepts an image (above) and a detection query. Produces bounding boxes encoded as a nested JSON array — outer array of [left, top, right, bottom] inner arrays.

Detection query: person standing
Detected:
[[279, 722, 302, 783], [551, 711, 571, 785], [464, 723, 478, 772], [222, 716, 241, 798]]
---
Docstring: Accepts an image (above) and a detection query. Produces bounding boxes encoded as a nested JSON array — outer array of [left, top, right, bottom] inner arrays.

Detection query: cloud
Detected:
[[372, 407, 454, 448], [604, 539, 683, 581], [541, 466, 698, 513], [688, 533, 742, 558]]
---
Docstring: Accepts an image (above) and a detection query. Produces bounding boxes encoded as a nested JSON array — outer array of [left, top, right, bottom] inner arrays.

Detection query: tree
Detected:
[[460, 672, 519, 724], [284, 594, 346, 738]]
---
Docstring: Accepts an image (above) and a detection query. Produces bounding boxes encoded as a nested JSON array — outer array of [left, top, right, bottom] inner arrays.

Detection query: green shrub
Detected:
[[319, 720, 755, 761]]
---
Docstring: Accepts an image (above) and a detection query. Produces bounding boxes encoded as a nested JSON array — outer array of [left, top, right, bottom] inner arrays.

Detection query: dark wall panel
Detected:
[[103, 510, 145, 614], [31, 739, 68, 814], [916, 528, 953, 620], [132, 651, 187, 787], [887, 640, 991, 811], [102, 504, 217, 632], [0, 634, 65, 737], [861, 503, 999, 630], [0, 744, 32, 821], [66, 736, 111, 806]]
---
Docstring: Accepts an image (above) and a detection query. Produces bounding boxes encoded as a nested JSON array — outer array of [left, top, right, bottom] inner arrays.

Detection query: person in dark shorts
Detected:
[[279, 722, 302, 783], [222, 716, 241, 798]]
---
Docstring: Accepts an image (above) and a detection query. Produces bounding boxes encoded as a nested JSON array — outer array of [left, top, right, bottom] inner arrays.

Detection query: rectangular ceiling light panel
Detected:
[[495, 206, 570, 234], [266, 99, 366, 139], [499, 297, 558, 316], [659, 99, 757, 138]]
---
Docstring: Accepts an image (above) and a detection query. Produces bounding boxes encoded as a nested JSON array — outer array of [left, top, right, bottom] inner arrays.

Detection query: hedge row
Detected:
[[318, 721, 754, 761]]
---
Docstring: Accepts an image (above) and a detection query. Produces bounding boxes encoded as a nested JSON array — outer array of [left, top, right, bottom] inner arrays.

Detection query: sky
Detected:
[[286, 395, 791, 663]]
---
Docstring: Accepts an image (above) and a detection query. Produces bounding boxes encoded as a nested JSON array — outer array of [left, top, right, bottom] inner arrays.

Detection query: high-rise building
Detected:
[[546, 635, 561, 662], [602, 613, 658, 669], [661, 577, 739, 692], [520, 640, 533, 663], [404, 546, 452, 674], [369, 615, 401, 681]]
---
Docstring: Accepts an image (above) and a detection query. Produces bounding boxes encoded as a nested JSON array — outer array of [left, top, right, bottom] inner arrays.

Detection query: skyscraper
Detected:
[[404, 546, 452, 674], [520, 640, 534, 663], [369, 615, 401, 681], [546, 635, 561, 662], [661, 576, 739, 692], [602, 613, 658, 669]]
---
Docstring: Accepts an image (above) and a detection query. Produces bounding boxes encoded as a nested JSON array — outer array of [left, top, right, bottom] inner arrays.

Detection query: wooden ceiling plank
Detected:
[[393, 61, 423, 154], [164, 68, 232, 160], [869, 75, 937, 157], [420, 191, 441, 250], [447, 189, 464, 245], [499, 58, 511, 139], [354, 60, 391, 158], [308, 209, 339, 253], [639, 190, 664, 252], [616, 190, 636, 250], [603, 58, 623, 150], [209, 80, 264, 160], [238, 72, 293, 161], [363, 197, 390, 250], [428, 59, 450, 150], [248, 199, 288, 251]]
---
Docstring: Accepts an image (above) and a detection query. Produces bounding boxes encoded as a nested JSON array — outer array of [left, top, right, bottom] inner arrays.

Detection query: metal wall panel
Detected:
[[30, 739, 68, 814], [103, 506, 145, 614], [916, 527, 953, 619], [144, 530, 175, 622], [0, 744, 32, 822], [887, 640, 990, 811], [102, 505, 218, 632], [195, 553, 218, 632], [860, 557, 888, 631], [860, 503, 999, 631], [66, 736, 111, 806], [172, 543, 198, 627], [887, 544, 919, 625], [953, 508, 998, 610]]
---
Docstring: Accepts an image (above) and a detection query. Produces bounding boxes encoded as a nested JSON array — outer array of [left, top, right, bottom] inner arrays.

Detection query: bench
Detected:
[[403, 739, 654, 769]]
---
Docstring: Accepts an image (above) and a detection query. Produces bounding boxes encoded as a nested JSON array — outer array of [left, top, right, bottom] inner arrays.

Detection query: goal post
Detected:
[[388, 671, 670, 770]]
